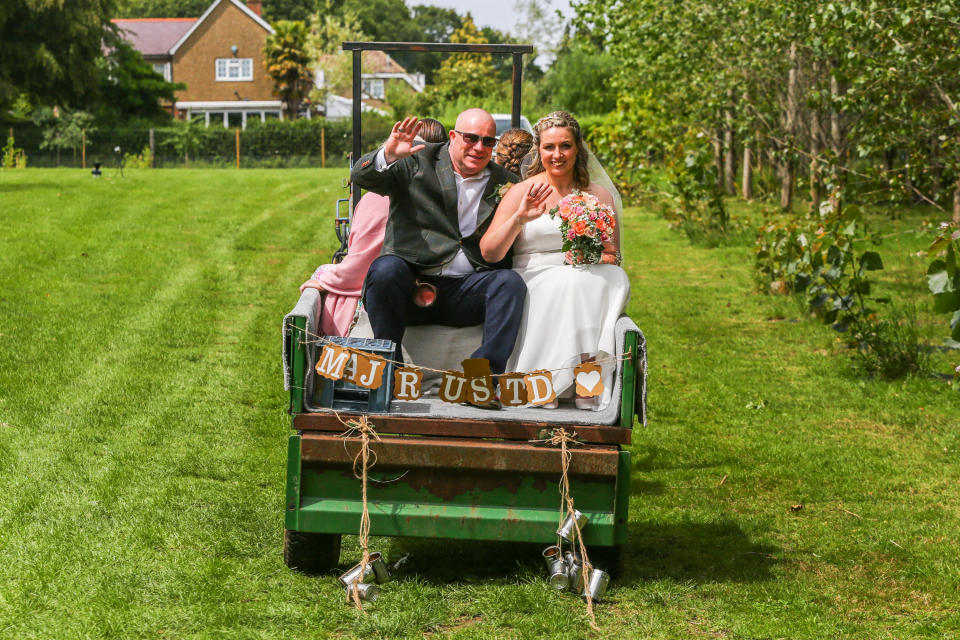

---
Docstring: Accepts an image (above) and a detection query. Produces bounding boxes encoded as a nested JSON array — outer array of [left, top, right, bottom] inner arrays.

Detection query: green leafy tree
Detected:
[[341, 0, 423, 69], [409, 5, 462, 83], [264, 20, 315, 119], [115, 0, 207, 18], [36, 107, 95, 166], [96, 40, 184, 123], [262, 0, 318, 22], [425, 16, 500, 107], [541, 43, 616, 115], [308, 2, 366, 108], [0, 0, 119, 114]]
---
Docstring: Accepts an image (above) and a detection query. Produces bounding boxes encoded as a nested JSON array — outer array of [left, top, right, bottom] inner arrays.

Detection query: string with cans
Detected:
[[335, 415, 392, 606], [535, 428, 611, 629]]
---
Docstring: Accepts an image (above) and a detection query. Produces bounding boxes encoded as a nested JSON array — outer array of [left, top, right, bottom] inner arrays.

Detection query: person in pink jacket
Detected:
[[299, 119, 447, 336]]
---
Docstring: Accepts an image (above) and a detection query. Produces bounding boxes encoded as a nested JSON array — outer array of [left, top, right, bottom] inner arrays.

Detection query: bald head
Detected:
[[455, 108, 496, 134], [448, 108, 497, 177]]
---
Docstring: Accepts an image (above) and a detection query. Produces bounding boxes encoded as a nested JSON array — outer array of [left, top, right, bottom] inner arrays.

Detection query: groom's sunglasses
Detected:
[[454, 129, 498, 149]]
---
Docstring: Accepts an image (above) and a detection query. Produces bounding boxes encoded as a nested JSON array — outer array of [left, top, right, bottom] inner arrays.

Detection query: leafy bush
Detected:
[[926, 222, 960, 343], [755, 201, 926, 378], [2, 133, 25, 169]]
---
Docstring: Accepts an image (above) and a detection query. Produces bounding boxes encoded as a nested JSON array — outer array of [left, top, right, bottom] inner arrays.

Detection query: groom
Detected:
[[352, 109, 524, 405]]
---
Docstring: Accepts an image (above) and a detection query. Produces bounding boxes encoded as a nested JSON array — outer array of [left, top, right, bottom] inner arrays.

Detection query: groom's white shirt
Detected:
[[375, 148, 491, 276]]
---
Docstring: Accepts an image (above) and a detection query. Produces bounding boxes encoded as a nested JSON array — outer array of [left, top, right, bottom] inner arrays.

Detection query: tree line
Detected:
[[571, 0, 960, 222]]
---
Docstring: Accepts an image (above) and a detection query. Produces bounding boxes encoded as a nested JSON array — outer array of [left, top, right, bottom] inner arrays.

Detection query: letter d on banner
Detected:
[[524, 370, 556, 406]]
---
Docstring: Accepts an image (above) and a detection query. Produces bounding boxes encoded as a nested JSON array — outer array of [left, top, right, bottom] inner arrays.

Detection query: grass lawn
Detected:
[[0, 168, 958, 639]]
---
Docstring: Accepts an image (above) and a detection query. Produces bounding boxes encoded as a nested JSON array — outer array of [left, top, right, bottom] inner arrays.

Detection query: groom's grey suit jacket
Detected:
[[351, 142, 519, 271]]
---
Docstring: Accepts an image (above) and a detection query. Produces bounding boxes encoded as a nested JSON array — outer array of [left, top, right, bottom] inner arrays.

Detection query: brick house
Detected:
[[317, 50, 425, 119], [114, 0, 282, 127]]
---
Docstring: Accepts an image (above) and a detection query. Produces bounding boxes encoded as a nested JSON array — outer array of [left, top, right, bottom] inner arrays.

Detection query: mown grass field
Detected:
[[1, 168, 958, 639]]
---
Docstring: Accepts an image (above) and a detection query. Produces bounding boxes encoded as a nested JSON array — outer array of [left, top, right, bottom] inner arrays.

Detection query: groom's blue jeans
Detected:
[[363, 255, 526, 375]]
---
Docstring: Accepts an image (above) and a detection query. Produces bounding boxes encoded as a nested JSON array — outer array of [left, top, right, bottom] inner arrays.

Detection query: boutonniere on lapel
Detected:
[[488, 182, 515, 206]]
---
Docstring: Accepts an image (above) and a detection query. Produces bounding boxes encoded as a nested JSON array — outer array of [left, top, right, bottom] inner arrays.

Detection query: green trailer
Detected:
[[280, 41, 647, 575]]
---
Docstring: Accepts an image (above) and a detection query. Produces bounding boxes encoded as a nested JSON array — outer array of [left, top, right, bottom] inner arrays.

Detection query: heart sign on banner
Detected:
[[574, 362, 603, 398]]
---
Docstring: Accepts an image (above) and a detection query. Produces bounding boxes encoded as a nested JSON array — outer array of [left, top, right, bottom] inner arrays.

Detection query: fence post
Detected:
[[321, 127, 326, 168], [149, 128, 155, 168], [236, 128, 240, 169], [82, 129, 86, 169]]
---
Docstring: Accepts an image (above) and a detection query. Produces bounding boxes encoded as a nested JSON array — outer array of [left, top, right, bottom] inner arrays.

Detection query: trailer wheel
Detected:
[[283, 529, 341, 574]]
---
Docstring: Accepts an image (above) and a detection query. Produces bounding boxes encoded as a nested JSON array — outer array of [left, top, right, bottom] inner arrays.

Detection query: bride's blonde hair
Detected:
[[526, 111, 590, 188]]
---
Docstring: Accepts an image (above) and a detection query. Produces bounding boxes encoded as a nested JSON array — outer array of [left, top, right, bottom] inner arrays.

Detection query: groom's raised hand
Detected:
[[383, 117, 426, 164]]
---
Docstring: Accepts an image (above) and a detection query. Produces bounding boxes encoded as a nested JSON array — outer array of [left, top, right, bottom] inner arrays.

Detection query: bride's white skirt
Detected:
[[508, 251, 631, 411]]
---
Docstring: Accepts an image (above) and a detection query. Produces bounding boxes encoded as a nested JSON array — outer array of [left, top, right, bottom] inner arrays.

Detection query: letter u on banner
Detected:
[[439, 370, 469, 403], [316, 344, 349, 380]]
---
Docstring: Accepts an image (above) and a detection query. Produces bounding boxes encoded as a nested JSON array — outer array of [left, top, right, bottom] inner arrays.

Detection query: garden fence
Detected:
[[4, 117, 394, 169]]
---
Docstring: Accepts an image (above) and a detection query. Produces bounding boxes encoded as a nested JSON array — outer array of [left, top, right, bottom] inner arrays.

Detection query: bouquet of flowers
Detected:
[[548, 190, 617, 265]]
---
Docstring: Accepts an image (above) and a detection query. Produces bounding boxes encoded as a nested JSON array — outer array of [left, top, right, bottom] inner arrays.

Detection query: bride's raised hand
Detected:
[[383, 117, 425, 164], [515, 182, 553, 226]]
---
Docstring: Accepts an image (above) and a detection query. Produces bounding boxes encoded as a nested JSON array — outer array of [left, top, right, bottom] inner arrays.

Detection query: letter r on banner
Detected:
[[394, 368, 422, 400]]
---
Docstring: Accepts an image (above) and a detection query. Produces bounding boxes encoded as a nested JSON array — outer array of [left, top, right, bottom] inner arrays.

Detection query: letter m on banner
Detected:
[[316, 344, 350, 380]]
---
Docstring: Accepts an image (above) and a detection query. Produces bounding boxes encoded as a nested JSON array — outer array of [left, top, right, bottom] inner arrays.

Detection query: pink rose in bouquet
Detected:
[[548, 190, 617, 265]]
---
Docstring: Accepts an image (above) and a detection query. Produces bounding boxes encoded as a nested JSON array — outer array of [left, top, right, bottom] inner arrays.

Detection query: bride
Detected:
[[480, 110, 630, 411]]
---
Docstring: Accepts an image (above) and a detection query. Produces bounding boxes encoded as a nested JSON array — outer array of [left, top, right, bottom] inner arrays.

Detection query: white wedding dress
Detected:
[[506, 207, 631, 410]]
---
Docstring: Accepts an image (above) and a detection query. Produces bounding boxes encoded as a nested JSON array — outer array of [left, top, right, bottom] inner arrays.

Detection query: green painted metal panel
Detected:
[[613, 450, 631, 545], [620, 331, 638, 428], [299, 467, 616, 513], [290, 317, 306, 414], [297, 497, 616, 545], [284, 435, 302, 530]]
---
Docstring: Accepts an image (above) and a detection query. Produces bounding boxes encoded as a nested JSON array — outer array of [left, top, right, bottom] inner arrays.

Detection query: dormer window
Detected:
[[216, 58, 253, 81], [362, 78, 384, 99]]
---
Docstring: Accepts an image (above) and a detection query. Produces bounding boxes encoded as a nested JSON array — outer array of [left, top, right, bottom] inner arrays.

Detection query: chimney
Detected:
[[246, 0, 262, 16]]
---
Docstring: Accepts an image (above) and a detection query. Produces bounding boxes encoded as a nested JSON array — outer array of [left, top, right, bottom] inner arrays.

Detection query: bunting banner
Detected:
[[573, 361, 604, 398], [313, 341, 616, 408], [393, 367, 423, 400]]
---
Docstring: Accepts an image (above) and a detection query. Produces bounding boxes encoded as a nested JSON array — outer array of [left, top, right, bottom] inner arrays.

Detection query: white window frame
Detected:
[[362, 78, 385, 99], [215, 58, 253, 82]]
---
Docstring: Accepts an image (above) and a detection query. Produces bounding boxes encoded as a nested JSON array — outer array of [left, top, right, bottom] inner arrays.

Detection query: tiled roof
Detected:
[[112, 18, 196, 56], [317, 50, 408, 74]]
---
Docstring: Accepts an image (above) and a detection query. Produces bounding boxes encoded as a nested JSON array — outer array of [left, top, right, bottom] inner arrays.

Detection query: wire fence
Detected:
[[3, 117, 394, 169]]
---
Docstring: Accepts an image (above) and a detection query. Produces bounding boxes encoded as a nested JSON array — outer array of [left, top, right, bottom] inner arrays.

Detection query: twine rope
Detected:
[[298, 324, 632, 378], [548, 428, 598, 630], [336, 414, 380, 609]]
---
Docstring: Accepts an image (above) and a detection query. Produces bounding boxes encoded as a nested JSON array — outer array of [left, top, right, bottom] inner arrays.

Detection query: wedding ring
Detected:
[[398, 128, 406, 133]]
